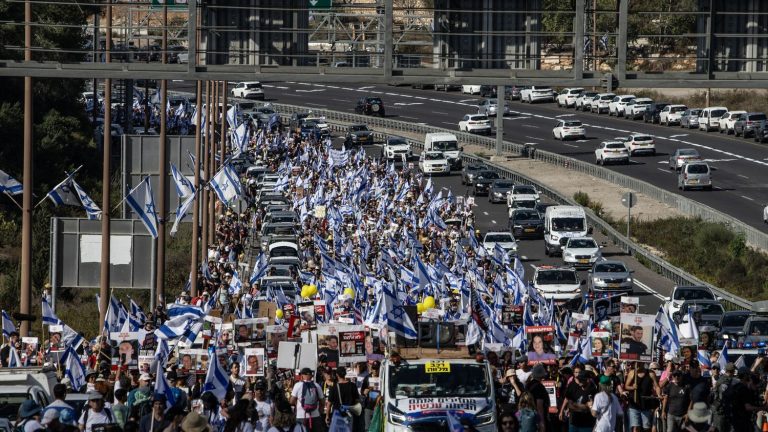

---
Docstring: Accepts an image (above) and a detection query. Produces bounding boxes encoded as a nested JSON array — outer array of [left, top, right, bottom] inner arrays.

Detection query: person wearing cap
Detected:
[[526, 363, 550, 432], [711, 362, 737, 432], [563, 369, 597, 432], [683, 360, 710, 404], [78, 391, 114, 432], [127, 373, 153, 409], [290, 367, 325, 432], [138, 393, 170, 432], [498, 368, 523, 413], [180, 412, 213, 432], [41, 408, 62, 432], [661, 371, 688, 432], [591, 375, 623, 432], [683, 402, 714, 431], [252, 381, 273, 432], [16, 400, 43, 432]]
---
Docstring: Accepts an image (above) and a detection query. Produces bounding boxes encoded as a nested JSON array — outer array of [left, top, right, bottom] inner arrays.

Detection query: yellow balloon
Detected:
[[343, 288, 355, 299], [416, 303, 425, 314], [302, 284, 310, 292], [300, 286, 309, 298], [423, 296, 436, 309], [275, 309, 284, 319], [308, 285, 318, 296]]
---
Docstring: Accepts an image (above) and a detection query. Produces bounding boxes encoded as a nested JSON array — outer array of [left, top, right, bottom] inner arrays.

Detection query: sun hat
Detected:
[[180, 412, 211, 432], [687, 402, 712, 423], [19, 400, 41, 419]]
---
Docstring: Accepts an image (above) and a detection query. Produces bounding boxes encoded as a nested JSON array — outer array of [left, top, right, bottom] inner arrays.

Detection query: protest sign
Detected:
[[619, 313, 655, 362]]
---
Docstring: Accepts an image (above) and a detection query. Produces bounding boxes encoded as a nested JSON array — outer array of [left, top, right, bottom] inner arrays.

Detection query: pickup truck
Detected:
[[0, 368, 58, 420]]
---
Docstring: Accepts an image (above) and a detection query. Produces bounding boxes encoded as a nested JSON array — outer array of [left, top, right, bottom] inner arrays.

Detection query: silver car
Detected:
[[477, 98, 510, 117], [680, 109, 702, 128], [589, 260, 634, 293], [678, 162, 712, 191], [668, 148, 701, 170]]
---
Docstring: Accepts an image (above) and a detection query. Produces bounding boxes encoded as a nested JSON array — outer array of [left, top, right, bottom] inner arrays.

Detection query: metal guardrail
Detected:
[[254, 99, 768, 254]]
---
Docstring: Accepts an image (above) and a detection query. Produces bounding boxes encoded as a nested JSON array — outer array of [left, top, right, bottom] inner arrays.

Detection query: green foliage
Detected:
[[573, 191, 591, 207], [631, 89, 768, 117]]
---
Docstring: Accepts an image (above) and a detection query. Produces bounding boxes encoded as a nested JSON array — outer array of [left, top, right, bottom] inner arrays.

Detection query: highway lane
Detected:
[[350, 138, 671, 316], [252, 81, 768, 233]]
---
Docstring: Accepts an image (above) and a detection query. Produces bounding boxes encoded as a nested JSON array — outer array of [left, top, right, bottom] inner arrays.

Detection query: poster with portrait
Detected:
[[566, 313, 589, 352], [365, 334, 385, 362], [591, 331, 612, 358], [266, 325, 287, 358], [366, 377, 381, 401], [338, 325, 366, 364], [178, 349, 199, 373], [619, 313, 655, 362], [542, 381, 558, 414], [203, 316, 222, 339], [243, 348, 266, 376], [110, 333, 139, 369], [138, 355, 153, 375], [298, 302, 317, 331], [678, 338, 698, 365], [21, 337, 39, 366], [314, 300, 327, 324], [234, 318, 269, 345], [316, 324, 341, 368], [47, 325, 64, 352], [525, 326, 557, 365], [282, 304, 296, 319], [502, 305, 524, 326], [332, 298, 354, 321], [219, 323, 235, 352], [620, 297, 639, 315], [593, 295, 622, 322]]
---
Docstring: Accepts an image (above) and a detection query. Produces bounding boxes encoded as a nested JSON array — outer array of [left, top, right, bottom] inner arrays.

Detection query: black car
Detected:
[[344, 124, 373, 145], [290, 112, 310, 132], [479, 85, 497, 98], [461, 163, 487, 185], [472, 170, 500, 196], [355, 97, 385, 117], [753, 120, 768, 143], [643, 103, 669, 124], [509, 208, 544, 239]]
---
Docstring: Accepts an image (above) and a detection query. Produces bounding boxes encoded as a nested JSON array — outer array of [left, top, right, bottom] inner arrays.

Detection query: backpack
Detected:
[[518, 408, 538, 432], [300, 381, 320, 413], [718, 379, 741, 417], [129, 399, 152, 421]]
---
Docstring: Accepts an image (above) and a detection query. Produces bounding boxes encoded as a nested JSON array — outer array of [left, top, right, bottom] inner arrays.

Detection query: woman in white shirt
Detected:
[[591, 375, 623, 432]]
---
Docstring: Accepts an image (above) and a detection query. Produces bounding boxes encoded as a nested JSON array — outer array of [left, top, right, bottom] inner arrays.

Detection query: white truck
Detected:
[[381, 358, 497, 432], [543, 205, 589, 257], [424, 133, 463, 170]]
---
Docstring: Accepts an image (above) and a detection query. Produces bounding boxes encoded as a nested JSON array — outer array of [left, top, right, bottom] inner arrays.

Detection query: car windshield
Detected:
[[687, 164, 709, 174], [471, 116, 489, 122], [514, 186, 536, 195], [673, 288, 715, 301], [552, 217, 585, 232], [433, 141, 459, 151], [684, 303, 724, 315], [564, 121, 582, 127], [749, 321, 768, 336], [485, 234, 513, 242], [594, 263, 627, 273], [270, 247, 298, 258], [351, 125, 369, 131], [258, 108, 275, 114], [711, 109, 727, 117], [494, 181, 514, 188], [722, 313, 750, 327], [425, 153, 444, 160], [514, 210, 539, 221], [679, 149, 699, 156], [388, 363, 490, 399], [689, 110, 702, 116], [476, 171, 499, 179], [388, 138, 408, 145], [268, 267, 291, 277], [750, 113, 767, 120], [536, 270, 579, 285], [268, 215, 295, 224], [0, 394, 29, 421], [303, 120, 318, 127], [671, 106, 687, 113], [568, 239, 597, 248]]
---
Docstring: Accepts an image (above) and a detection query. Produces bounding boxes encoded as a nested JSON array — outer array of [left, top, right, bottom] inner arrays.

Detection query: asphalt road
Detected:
[[191, 80, 764, 234]]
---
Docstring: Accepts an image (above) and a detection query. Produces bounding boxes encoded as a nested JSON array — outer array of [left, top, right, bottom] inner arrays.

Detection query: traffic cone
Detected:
[[762, 417, 768, 432]]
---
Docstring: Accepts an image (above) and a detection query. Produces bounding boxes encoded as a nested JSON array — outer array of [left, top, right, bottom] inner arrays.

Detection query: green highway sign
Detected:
[[308, 0, 332, 9]]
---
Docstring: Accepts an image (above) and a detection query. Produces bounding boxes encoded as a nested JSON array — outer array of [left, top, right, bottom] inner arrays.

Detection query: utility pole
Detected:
[[208, 83, 217, 244], [190, 80, 202, 297], [219, 81, 227, 218], [156, 5, 169, 307], [201, 81, 210, 269], [20, 0, 33, 337], [99, 0, 112, 328]]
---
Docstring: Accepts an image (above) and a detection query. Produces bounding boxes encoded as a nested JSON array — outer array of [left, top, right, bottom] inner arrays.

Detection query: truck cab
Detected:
[[424, 133, 463, 170], [543, 206, 589, 257]]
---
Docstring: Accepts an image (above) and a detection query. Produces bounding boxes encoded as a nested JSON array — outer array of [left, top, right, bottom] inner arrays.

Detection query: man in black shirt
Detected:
[[730, 372, 766, 432], [0, 331, 19, 367], [527, 363, 550, 432], [662, 371, 689, 432], [624, 326, 648, 357], [683, 360, 710, 404], [564, 370, 597, 432]]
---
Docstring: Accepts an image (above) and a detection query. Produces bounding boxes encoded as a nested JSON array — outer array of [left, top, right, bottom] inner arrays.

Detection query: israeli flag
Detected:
[[42, 297, 61, 325], [154, 361, 177, 412], [717, 345, 729, 370], [154, 339, 170, 367], [130, 299, 147, 325], [125, 177, 159, 238], [698, 350, 712, 370], [203, 347, 229, 400], [678, 309, 699, 340], [228, 271, 243, 296], [61, 323, 84, 350], [0, 169, 22, 195], [249, 252, 268, 284], [170, 191, 196, 237], [71, 180, 102, 220], [2, 310, 16, 338], [46, 176, 80, 207], [154, 304, 205, 340], [226, 105, 239, 130], [209, 165, 242, 205], [170, 163, 195, 198], [446, 411, 465, 432], [382, 286, 418, 339], [62, 347, 85, 391], [654, 306, 680, 354]]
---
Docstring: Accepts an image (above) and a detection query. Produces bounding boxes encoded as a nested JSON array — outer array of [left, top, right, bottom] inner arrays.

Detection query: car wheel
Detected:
[[705, 185, 713, 191], [736, 129, 741, 137]]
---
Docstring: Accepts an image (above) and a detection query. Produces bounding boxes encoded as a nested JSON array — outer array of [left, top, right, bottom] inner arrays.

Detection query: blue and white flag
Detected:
[[7, 345, 21, 368], [203, 347, 229, 400], [209, 165, 242, 205], [678, 309, 699, 340], [154, 338, 170, 367], [0, 169, 22, 195], [170, 191, 196, 237], [2, 310, 15, 338], [382, 286, 418, 339], [249, 252, 268, 284], [125, 177, 159, 238], [717, 345, 729, 370], [170, 163, 195, 198], [154, 305, 206, 341], [446, 411, 465, 432], [698, 349, 712, 370], [46, 176, 80, 207], [71, 180, 102, 220], [62, 346, 86, 391], [42, 297, 61, 325], [654, 306, 680, 354], [130, 299, 148, 326], [228, 271, 243, 296], [154, 360, 177, 412]]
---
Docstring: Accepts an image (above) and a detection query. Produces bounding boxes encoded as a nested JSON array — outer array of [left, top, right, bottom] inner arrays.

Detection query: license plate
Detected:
[[690, 179, 699, 184], [578, 259, 589, 264], [608, 283, 620, 288], [524, 228, 536, 233]]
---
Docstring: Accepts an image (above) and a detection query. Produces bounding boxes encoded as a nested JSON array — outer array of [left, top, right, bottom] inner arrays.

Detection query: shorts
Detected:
[[628, 407, 652, 430]]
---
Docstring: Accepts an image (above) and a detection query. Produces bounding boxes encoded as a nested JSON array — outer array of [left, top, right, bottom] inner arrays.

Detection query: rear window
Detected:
[[246, 83, 262, 89], [686, 164, 709, 174], [673, 288, 715, 301], [749, 113, 767, 121], [564, 121, 582, 127], [606, 143, 626, 149], [679, 149, 698, 156], [593, 263, 628, 273], [671, 106, 686, 113], [711, 109, 727, 117], [722, 313, 750, 327], [633, 135, 653, 141], [600, 95, 613, 100], [471, 115, 489, 121], [367, 98, 382, 104]]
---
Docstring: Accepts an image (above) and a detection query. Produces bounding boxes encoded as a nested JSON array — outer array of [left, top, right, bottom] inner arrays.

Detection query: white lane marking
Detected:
[[313, 84, 327, 87], [714, 186, 723, 190], [393, 102, 424, 106], [399, 115, 418, 120], [556, 113, 576, 117], [286, 81, 296, 84], [563, 143, 578, 148], [669, 134, 689, 138], [297, 82, 311, 85], [741, 195, 755, 201], [304, 103, 326, 107], [341, 87, 355, 91], [332, 99, 348, 102], [385, 92, 400, 96], [525, 136, 545, 141], [522, 124, 539, 128], [296, 89, 325, 93], [634, 279, 667, 301], [703, 158, 737, 163], [172, 80, 184, 82], [460, 99, 478, 103], [738, 174, 750, 179], [326, 85, 341, 89], [505, 116, 532, 121], [657, 161, 668, 164], [359, 86, 374, 90], [491, 220, 498, 225], [483, 211, 489, 216], [411, 96, 428, 100], [657, 168, 672, 174], [433, 111, 449, 115], [441, 122, 456, 126]]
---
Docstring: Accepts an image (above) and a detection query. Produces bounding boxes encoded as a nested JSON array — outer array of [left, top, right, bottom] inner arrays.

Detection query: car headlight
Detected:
[[475, 410, 495, 426], [551, 235, 559, 241], [564, 251, 573, 257], [593, 277, 601, 283], [476, 183, 483, 187], [387, 410, 407, 426]]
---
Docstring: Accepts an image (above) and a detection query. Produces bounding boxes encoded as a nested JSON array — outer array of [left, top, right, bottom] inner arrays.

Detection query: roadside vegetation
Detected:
[[630, 89, 768, 116], [574, 191, 768, 301]]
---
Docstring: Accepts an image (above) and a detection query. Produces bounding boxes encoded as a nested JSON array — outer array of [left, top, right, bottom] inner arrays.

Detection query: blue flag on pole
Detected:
[[125, 177, 159, 238]]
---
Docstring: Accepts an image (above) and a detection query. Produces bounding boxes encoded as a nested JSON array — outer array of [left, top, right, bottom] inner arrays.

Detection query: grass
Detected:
[[574, 191, 768, 300]]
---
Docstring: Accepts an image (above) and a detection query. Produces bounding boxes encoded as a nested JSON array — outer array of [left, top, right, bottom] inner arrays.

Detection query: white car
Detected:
[[624, 134, 656, 156], [552, 120, 586, 140], [575, 91, 599, 111], [382, 136, 413, 160], [595, 141, 630, 165], [608, 95, 636, 117], [664, 286, 717, 321], [520, 86, 555, 103], [458, 114, 492, 134], [562, 237, 603, 268], [625, 98, 653, 120], [589, 93, 616, 114], [231, 82, 265, 100], [418, 151, 450, 175], [659, 104, 688, 126], [556, 88, 584, 108], [717, 110, 746, 134], [482, 232, 518, 257], [461, 85, 482, 95], [506, 184, 540, 208], [533, 266, 582, 304]]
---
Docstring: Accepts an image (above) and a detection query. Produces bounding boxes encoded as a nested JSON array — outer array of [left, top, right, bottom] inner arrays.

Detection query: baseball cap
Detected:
[[300, 367, 313, 375], [139, 373, 152, 382]]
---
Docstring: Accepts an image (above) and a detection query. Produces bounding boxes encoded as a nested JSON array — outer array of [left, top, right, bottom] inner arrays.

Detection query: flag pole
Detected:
[[33, 165, 85, 209], [111, 176, 149, 213], [2, 192, 23, 211]]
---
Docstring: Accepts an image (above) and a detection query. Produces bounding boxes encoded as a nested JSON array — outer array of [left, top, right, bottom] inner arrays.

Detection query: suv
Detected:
[[680, 109, 702, 129], [289, 112, 310, 132], [733, 112, 767, 137], [458, 114, 492, 135], [595, 141, 630, 165], [556, 88, 585, 108], [344, 124, 373, 146], [461, 162, 487, 185], [381, 136, 412, 160], [678, 162, 712, 191], [625, 98, 653, 120], [472, 170, 501, 196], [562, 237, 602, 268], [231, 82, 265, 100], [520, 86, 555, 103], [624, 134, 656, 156], [643, 103, 669, 124], [355, 97, 385, 117], [575, 91, 599, 110], [664, 286, 717, 319], [532, 266, 584, 306], [590, 93, 616, 114], [659, 104, 688, 126], [508, 208, 544, 239], [718, 110, 746, 134], [477, 98, 509, 117], [608, 95, 636, 117]]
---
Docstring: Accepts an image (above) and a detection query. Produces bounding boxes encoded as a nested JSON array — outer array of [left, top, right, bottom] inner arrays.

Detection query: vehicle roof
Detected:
[[269, 241, 298, 250], [349, 123, 368, 128], [425, 132, 458, 139], [545, 205, 586, 217], [633, 98, 653, 102], [484, 231, 513, 236], [535, 266, 577, 272], [239, 81, 261, 85], [704, 106, 728, 110]]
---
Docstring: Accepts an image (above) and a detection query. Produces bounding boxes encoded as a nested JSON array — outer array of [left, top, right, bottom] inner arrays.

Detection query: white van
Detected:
[[543, 206, 589, 256], [424, 132, 463, 170], [698, 107, 728, 131]]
